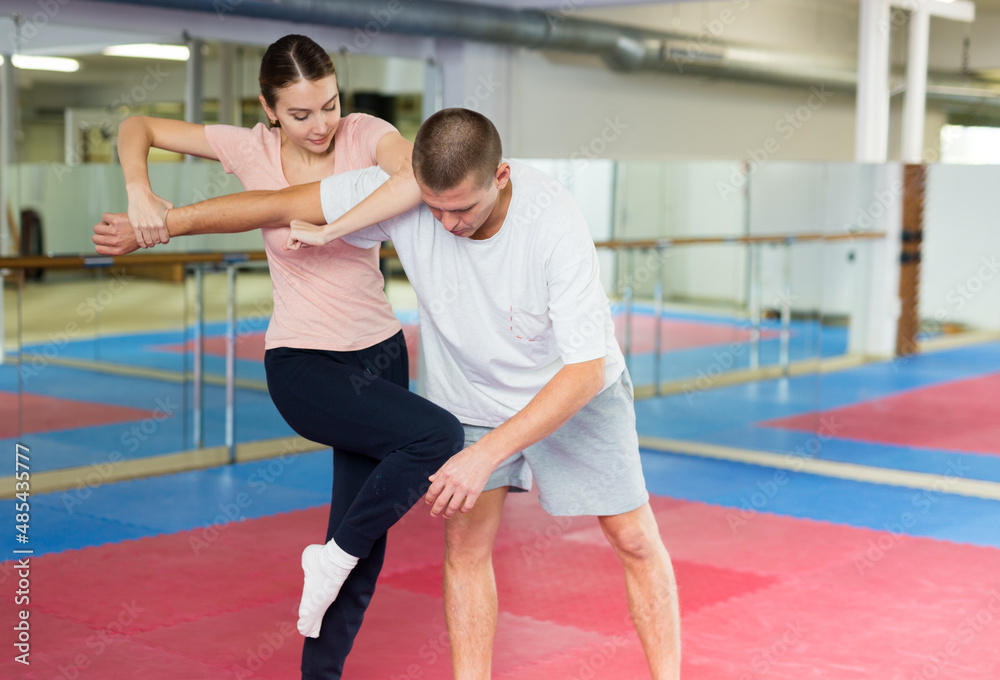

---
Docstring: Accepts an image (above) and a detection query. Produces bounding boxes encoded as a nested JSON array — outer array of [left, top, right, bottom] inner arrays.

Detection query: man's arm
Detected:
[[321, 131, 421, 239], [424, 356, 605, 519], [285, 166, 403, 250], [166, 182, 326, 236], [93, 182, 325, 255]]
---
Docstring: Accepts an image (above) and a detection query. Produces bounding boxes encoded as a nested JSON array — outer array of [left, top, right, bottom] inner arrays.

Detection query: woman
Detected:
[[117, 35, 462, 680]]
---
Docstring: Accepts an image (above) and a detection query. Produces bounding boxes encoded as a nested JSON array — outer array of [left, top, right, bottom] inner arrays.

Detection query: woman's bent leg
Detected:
[[266, 341, 463, 560], [265, 333, 460, 679]]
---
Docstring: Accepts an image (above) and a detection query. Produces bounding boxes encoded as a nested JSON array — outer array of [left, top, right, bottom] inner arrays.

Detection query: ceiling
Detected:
[[3, 0, 998, 92], [448, 0, 1000, 10]]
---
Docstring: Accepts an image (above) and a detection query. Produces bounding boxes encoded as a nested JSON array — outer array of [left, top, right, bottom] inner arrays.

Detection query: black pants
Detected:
[[264, 331, 463, 680]]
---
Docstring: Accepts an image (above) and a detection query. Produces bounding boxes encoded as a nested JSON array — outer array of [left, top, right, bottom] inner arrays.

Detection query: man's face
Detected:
[[418, 165, 510, 240]]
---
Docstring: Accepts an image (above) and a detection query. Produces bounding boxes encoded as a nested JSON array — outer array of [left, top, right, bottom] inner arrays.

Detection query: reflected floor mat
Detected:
[[3, 492, 998, 679], [0, 390, 163, 439], [613, 314, 781, 354], [154, 325, 424, 379], [763, 371, 1000, 456]]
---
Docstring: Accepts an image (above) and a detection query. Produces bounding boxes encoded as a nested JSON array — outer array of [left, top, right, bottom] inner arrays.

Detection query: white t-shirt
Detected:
[[320, 160, 626, 428]]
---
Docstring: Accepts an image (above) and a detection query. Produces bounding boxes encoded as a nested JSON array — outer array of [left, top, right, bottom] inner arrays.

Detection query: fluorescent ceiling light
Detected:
[[0, 54, 81, 72], [103, 44, 190, 61]]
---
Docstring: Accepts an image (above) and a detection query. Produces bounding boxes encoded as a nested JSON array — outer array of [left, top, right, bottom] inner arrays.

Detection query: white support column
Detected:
[[0, 54, 14, 367], [233, 46, 244, 127], [0, 55, 14, 258], [422, 57, 442, 121], [857, 0, 976, 163], [185, 37, 204, 125], [855, 0, 892, 163], [218, 43, 235, 127], [436, 41, 514, 144], [848, 164, 904, 358], [901, 0, 975, 162], [901, 6, 931, 163]]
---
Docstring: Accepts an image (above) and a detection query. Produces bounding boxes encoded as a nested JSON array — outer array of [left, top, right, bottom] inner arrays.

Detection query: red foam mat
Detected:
[[613, 316, 781, 354], [3, 493, 999, 679], [762, 372, 1000, 456], [154, 325, 423, 379], [150, 317, 775, 383], [153, 334, 269, 362], [0, 391, 163, 438]]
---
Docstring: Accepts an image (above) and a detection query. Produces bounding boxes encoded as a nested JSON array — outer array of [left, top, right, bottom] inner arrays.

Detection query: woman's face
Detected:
[[263, 74, 341, 154]]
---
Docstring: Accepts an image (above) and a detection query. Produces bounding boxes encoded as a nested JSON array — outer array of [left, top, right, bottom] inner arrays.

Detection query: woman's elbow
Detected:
[[118, 115, 144, 133]]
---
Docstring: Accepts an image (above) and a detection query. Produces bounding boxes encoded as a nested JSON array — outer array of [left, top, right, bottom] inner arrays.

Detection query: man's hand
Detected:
[[424, 444, 498, 519], [93, 213, 140, 256]]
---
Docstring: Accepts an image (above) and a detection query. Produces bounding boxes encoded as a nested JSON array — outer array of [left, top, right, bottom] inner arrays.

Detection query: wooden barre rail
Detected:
[[0, 251, 270, 270], [0, 231, 886, 270], [594, 230, 886, 250]]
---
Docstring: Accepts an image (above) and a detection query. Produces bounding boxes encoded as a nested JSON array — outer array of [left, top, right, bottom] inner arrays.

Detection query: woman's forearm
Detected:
[[118, 117, 156, 196]]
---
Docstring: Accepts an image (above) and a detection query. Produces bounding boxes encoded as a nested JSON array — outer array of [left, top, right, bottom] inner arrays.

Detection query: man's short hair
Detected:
[[413, 108, 503, 193]]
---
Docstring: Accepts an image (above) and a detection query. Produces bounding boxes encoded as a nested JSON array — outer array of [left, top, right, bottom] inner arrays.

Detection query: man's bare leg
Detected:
[[599, 502, 681, 680], [444, 487, 509, 680]]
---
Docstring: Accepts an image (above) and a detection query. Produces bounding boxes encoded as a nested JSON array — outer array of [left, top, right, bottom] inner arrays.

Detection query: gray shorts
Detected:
[[466, 369, 649, 517]]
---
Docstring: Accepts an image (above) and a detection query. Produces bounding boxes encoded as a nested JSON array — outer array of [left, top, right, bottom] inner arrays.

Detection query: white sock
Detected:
[[296, 540, 359, 638]]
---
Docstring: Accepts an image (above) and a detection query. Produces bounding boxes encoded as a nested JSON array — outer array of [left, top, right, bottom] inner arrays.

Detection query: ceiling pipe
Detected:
[[93, 0, 1000, 108]]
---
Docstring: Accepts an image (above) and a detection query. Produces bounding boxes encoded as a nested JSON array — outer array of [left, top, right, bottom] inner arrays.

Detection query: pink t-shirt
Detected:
[[205, 114, 402, 352]]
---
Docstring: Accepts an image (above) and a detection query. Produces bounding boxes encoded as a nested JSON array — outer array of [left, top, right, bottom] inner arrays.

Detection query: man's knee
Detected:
[[445, 525, 494, 568], [445, 492, 505, 565], [601, 509, 663, 562]]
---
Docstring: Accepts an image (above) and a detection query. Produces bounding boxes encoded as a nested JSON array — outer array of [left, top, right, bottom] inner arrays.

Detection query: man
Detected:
[[95, 108, 681, 679]]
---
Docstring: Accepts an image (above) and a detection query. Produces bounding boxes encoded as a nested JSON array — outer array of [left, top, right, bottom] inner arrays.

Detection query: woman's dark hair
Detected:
[[259, 35, 337, 123]]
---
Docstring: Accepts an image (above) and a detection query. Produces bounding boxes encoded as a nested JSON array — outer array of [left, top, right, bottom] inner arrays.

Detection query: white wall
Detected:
[[606, 158, 892, 317], [10, 161, 261, 254], [923, 165, 1000, 330], [510, 49, 862, 161]]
